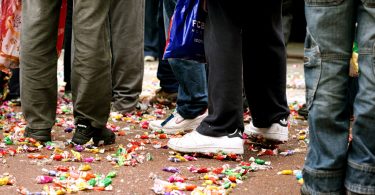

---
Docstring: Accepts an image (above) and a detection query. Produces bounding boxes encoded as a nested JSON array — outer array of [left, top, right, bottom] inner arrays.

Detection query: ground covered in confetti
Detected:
[[0, 56, 308, 194]]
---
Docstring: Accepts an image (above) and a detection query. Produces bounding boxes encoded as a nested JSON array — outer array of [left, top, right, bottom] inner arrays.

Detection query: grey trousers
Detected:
[[21, 0, 112, 129], [110, 0, 145, 113]]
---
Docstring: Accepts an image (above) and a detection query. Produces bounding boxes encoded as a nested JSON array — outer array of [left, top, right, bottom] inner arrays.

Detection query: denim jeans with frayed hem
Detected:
[[302, 0, 375, 194]]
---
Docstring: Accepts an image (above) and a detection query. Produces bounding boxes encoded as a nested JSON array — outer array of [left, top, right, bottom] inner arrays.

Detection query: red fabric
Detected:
[[0, 0, 67, 72], [0, 0, 21, 72], [57, 0, 67, 57]]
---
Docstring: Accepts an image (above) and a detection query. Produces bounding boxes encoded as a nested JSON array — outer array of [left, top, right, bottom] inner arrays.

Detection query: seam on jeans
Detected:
[[303, 166, 345, 177], [358, 48, 373, 55], [345, 182, 375, 195], [348, 160, 375, 173], [358, 44, 375, 55], [320, 53, 352, 60], [302, 183, 344, 195]]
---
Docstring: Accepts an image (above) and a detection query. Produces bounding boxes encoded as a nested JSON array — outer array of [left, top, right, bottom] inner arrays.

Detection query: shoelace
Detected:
[[160, 110, 186, 127]]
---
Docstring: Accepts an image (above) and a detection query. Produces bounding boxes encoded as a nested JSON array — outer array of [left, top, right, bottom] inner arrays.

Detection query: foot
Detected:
[[149, 110, 207, 134], [298, 104, 308, 119], [167, 130, 244, 154], [9, 97, 21, 106], [24, 127, 51, 142], [118, 102, 148, 115], [149, 88, 177, 106], [244, 118, 288, 142], [144, 56, 156, 62], [72, 119, 115, 146]]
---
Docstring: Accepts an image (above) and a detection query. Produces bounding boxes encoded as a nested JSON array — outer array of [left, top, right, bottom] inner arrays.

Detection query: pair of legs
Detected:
[[168, 0, 290, 154], [21, 0, 114, 145], [302, 1, 375, 194]]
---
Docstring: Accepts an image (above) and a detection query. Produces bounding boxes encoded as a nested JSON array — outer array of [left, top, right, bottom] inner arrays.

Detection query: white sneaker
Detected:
[[168, 130, 244, 154], [149, 110, 208, 134], [244, 119, 289, 142], [144, 56, 156, 62]]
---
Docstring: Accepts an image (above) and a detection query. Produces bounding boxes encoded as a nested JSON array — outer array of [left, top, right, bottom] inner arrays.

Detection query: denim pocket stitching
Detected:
[[303, 166, 345, 177], [348, 160, 375, 173]]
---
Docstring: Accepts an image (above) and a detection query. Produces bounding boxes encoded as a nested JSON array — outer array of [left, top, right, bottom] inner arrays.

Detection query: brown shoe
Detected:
[[150, 88, 177, 106]]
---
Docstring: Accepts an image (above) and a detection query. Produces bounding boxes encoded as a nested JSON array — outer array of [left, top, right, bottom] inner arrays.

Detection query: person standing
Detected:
[[148, 0, 208, 134], [301, 1, 375, 194], [168, 0, 290, 154], [21, 0, 115, 146]]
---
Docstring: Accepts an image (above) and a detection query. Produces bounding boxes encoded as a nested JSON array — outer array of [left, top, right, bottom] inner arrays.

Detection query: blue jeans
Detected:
[[163, 0, 208, 119], [302, 1, 375, 194]]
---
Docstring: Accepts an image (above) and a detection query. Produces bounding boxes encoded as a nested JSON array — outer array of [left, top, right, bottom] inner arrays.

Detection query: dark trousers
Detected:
[[156, 0, 178, 93], [63, 0, 73, 92], [8, 68, 20, 99], [144, 0, 160, 57], [197, 0, 290, 137]]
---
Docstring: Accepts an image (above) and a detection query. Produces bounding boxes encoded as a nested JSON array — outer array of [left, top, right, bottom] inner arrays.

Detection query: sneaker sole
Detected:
[[93, 134, 116, 146], [149, 115, 206, 134], [244, 129, 288, 142], [167, 142, 244, 154], [149, 123, 197, 134]]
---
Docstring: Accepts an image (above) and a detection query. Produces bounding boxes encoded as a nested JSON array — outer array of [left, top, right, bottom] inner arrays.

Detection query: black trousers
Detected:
[[197, 0, 290, 137], [63, 0, 73, 92]]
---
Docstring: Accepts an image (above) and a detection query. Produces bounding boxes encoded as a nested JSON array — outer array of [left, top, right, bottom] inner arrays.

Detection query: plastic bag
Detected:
[[164, 0, 206, 62]]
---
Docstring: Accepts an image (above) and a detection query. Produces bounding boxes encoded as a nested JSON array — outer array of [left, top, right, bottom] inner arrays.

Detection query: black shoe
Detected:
[[92, 127, 116, 146], [72, 119, 95, 145], [298, 104, 309, 119], [24, 127, 52, 142], [72, 119, 115, 146]]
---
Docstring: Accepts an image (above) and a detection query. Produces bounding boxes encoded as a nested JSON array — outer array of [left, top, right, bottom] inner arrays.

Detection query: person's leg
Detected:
[[163, 0, 207, 119], [167, 0, 243, 155], [282, 0, 293, 45], [151, 0, 179, 105], [149, 0, 207, 133], [150, 59, 208, 134], [144, 0, 160, 59], [8, 68, 20, 100], [242, 0, 290, 142], [301, 0, 356, 194], [345, 3, 375, 194], [71, 0, 115, 146], [21, 0, 61, 141], [63, 0, 73, 93], [196, 0, 243, 137], [110, 0, 145, 113], [170, 59, 208, 119]]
